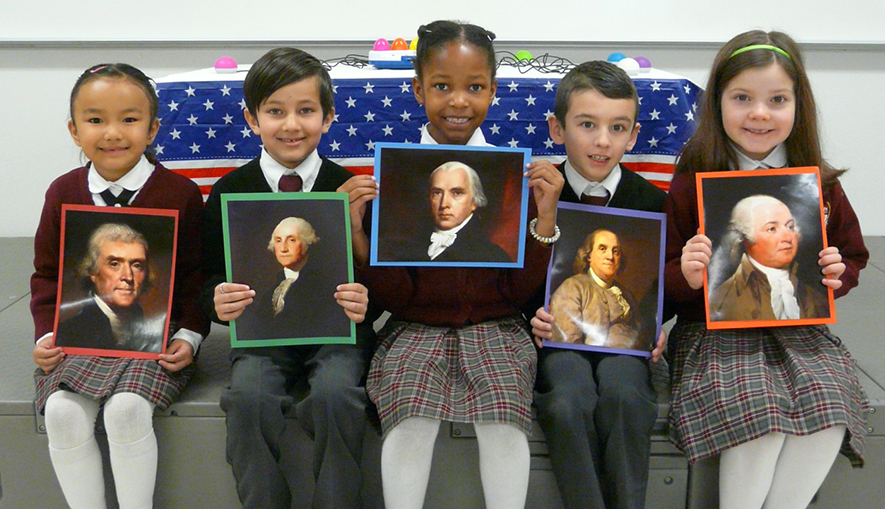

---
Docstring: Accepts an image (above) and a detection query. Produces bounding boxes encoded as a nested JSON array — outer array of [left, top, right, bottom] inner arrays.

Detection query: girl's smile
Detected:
[[720, 63, 796, 161], [413, 41, 497, 145], [67, 77, 159, 182]]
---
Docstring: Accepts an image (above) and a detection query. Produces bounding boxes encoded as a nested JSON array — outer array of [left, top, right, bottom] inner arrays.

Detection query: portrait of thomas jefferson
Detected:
[[411, 160, 511, 263], [234, 216, 350, 341], [55, 223, 166, 353], [549, 229, 643, 350], [709, 195, 830, 322]]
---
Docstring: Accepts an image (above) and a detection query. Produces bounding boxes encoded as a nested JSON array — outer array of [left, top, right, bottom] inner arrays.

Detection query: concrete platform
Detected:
[[1, 236, 882, 508]]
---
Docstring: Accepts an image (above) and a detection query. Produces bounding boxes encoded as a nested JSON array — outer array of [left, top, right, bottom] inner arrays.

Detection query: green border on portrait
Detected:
[[221, 192, 355, 347]]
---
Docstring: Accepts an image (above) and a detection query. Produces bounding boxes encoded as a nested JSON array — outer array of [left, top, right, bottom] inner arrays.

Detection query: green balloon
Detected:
[[514, 50, 533, 61]]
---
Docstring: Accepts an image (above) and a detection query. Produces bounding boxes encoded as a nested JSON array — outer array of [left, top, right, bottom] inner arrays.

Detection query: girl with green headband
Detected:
[[664, 30, 869, 508]]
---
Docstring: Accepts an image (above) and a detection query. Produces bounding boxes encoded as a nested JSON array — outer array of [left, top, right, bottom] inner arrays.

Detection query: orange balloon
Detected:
[[391, 38, 409, 50]]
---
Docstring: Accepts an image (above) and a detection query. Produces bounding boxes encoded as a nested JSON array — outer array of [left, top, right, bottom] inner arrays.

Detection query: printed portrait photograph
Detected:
[[222, 192, 355, 347], [53, 205, 178, 359], [370, 142, 530, 267], [543, 203, 666, 357], [698, 167, 835, 329]]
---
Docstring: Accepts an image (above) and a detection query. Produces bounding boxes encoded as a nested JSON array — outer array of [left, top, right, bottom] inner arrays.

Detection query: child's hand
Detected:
[[525, 161, 564, 224], [681, 233, 712, 290], [214, 282, 255, 321], [158, 339, 194, 372], [651, 330, 667, 363], [335, 283, 369, 323], [33, 336, 64, 374], [819, 246, 845, 290], [530, 306, 555, 348], [337, 175, 378, 232]]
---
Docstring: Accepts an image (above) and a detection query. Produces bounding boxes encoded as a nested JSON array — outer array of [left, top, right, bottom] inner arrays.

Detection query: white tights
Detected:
[[45, 391, 157, 509], [380, 416, 530, 508], [719, 426, 846, 508]]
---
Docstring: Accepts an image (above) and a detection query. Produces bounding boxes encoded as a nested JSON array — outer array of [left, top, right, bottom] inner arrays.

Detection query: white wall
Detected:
[[1, 3, 883, 237]]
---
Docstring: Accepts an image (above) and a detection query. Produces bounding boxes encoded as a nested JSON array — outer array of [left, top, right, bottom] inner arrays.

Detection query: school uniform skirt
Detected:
[[668, 320, 867, 467], [367, 315, 536, 437], [34, 355, 192, 414]]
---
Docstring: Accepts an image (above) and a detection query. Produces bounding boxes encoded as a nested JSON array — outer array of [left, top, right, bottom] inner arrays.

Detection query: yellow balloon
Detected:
[[409, 38, 419, 51]]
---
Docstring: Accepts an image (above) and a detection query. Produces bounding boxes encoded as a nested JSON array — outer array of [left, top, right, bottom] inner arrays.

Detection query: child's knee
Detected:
[[44, 391, 100, 449], [103, 392, 154, 444]]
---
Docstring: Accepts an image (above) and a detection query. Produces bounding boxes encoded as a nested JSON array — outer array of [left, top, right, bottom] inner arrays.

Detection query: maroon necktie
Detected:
[[278, 174, 303, 192], [581, 190, 609, 207]]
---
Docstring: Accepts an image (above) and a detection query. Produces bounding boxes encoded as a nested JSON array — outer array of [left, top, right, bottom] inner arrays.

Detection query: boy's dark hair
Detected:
[[553, 60, 639, 128], [243, 48, 334, 118], [70, 63, 160, 163], [414, 20, 497, 81], [676, 30, 845, 188]]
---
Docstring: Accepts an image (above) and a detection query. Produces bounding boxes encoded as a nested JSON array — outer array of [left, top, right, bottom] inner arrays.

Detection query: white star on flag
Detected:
[[189, 143, 200, 153], [526, 124, 537, 135], [347, 125, 358, 136], [490, 124, 501, 135], [508, 81, 519, 92], [668, 94, 678, 106], [332, 85, 338, 93], [399, 82, 410, 93], [329, 140, 341, 151], [648, 137, 659, 148], [167, 100, 179, 111], [638, 96, 643, 105], [346, 97, 357, 108], [365, 140, 375, 151], [650, 109, 661, 120], [400, 111, 412, 121], [525, 95, 536, 106], [206, 128, 216, 139], [155, 145, 164, 155], [187, 114, 199, 125], [508, 138, 519, 148], [239, 98, 247, 110], [508, 110, 519, 121], [220, 85, 231, 96], [544, 110, 555, 120], [684, 84, 691, 94], [382, 125, 394, 136], [223, 114, 233, 124], [225, 142, 236, 152], [363, 82, 374, 93], [544, 81, 555, 92], [544, 138, 554, 149], [185, 86, 196, 97], [170, 129, 181, 140], [685, 111, 695, 121], [364, 111, 375, 122], [666, 123, 677, 134], [381, 96, 393, 107], [241, 127, 252, 138], [650, 81, 661, 91]]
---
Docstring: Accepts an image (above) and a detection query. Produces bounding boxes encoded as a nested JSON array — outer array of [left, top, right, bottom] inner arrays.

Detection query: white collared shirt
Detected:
[[564, 160, 622, 205], [732, 143, 788, 170], [282, 266, 301, 282], [588, 267, 612, 289], [88, 155, 154, 206], [419, 124, 491, 147], [260, 148, 322, 192], [428, 214, 474, 260]]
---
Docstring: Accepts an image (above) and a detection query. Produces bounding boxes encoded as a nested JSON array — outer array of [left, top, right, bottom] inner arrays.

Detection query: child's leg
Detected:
[[44, 390, 106, 509], [103, 392, 157, 509], [719, 432, 785, 508], [381, 416, 442, 508], [762, 426, 846, 508], [474, 422, 530, 509]]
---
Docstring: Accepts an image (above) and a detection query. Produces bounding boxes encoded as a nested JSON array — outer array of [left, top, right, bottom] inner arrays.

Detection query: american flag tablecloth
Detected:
[[154, 64, 701, 197]]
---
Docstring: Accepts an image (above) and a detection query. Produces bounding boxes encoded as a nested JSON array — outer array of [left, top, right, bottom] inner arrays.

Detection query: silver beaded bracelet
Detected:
[[529, 218, 561, 244]]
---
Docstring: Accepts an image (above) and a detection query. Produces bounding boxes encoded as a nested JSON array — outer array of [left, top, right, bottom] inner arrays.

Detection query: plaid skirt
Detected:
[[366, 315, 536, 437], [668, 320, 867, 467], [34, 355, 192, 414]]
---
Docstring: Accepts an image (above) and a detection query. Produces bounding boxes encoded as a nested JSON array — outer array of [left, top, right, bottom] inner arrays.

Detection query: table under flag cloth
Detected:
[[154, 63, 701, 197]]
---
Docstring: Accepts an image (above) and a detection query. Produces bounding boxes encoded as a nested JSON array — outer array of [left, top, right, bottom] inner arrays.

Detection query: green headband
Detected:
[[730, 44, 791, 60]]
